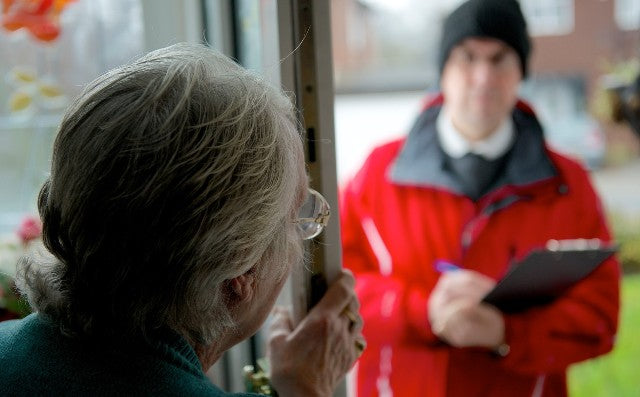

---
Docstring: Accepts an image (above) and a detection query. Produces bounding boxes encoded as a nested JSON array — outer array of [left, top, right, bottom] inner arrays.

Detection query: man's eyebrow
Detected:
[[489, 47, 513, 61]]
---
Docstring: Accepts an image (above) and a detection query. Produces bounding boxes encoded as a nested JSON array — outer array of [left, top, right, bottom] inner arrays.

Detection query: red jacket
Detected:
[[340, 98, 620, 397]]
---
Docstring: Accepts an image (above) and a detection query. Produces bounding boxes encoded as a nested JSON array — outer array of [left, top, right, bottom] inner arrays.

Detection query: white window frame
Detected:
[[520, 0, 574, 36], [615, 0, 640, 30]]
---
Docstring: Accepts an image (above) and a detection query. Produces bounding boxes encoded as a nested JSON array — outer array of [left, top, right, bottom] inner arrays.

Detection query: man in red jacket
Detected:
[[340, 0, 620, 396]]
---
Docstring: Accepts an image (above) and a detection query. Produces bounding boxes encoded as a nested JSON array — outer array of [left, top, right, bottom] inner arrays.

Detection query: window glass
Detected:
[[0, 0, 143, 234], [234, 0, 280, 85]]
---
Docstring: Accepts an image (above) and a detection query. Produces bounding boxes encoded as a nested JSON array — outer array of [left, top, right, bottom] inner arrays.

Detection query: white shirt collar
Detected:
[[436, 105, 515, 160]]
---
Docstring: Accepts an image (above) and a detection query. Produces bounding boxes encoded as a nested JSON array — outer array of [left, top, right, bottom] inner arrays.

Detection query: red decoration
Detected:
[[1, 0, 76, 42], [16, 215, 42, 245]]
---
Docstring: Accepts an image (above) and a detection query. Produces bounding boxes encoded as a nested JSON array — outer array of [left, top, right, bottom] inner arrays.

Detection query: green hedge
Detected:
[[609, 213, 640, 274], [569, 274, 640, 395]]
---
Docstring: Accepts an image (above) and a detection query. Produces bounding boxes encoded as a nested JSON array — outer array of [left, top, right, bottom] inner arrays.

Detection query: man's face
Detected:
[[441, 38, 523, 141]]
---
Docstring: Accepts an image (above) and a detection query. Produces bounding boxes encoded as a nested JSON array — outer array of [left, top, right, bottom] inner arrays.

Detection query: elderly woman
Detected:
[[0, 43, 364, 396]]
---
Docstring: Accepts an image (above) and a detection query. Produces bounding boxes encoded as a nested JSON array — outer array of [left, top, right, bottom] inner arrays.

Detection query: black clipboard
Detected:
[[482, 239, 617, 313]]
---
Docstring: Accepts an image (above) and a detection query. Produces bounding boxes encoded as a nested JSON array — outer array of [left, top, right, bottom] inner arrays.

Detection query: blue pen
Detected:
[[434, 259, 461, 273]]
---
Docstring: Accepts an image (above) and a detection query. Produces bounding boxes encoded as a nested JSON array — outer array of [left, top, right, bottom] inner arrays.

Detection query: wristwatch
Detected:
[[493, 342, 511, 357]]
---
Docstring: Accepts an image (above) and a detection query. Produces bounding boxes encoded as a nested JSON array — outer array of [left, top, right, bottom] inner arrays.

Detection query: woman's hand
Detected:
[[267, 269, 365, 397]]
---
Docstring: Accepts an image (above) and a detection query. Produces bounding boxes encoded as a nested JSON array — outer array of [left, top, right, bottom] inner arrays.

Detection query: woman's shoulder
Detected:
[[0, 313, 45, 347]]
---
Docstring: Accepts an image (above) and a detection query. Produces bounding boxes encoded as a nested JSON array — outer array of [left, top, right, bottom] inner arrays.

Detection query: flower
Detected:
[[17, 215, 42, 244], [0, 215, 40, 319]]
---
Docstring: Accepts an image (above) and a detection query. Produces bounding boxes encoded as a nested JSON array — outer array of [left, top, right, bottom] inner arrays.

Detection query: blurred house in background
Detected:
[[527, 0, 638, 96], [331, 0, 640, 171], [525, 0, 640, 165], [331, 0, 448, 93]]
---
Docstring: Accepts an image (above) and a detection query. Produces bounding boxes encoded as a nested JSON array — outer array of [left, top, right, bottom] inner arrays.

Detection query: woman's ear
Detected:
[[225, 271, 256, 305]]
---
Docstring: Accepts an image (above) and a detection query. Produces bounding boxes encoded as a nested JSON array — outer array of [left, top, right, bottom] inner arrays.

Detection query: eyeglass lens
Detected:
[[298, 189, 329, 240]]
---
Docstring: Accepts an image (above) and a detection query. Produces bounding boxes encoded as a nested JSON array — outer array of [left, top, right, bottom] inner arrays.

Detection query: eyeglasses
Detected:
[[295, 188, 330, 240]]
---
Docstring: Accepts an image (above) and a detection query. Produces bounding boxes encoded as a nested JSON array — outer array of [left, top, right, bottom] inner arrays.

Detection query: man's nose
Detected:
[[471, 61, 497, 86]]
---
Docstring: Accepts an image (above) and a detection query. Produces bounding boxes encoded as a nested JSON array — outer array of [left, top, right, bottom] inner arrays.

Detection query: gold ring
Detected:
[[341, 308, 358, 331], [342, 308, 358, 323]]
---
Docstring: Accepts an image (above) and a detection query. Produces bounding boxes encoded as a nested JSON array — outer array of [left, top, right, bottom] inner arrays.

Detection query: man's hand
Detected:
[[267, 269, 365, 397], [431, 299, 505, 348], [428, 269, 505, 349]]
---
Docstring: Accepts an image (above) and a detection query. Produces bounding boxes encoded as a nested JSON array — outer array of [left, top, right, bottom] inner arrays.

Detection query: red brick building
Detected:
[[528, 0, 639, 98]]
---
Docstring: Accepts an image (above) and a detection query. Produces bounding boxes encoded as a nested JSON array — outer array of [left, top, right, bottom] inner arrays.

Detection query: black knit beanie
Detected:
[[439, 0, 531, 77]]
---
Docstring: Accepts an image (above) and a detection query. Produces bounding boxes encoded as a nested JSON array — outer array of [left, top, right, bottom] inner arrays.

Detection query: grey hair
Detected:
[[16, 43, 305, 345]]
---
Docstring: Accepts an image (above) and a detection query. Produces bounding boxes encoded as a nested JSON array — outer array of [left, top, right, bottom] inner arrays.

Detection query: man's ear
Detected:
[[225, 271, 256, 305]]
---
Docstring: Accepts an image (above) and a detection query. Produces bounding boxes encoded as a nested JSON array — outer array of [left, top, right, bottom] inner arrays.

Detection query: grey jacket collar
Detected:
[[389, 103, 558, 197]]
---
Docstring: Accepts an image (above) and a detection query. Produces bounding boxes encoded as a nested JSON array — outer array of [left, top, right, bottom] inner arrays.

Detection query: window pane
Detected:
[[234, 0, 280, 85], [0, 0, 143, 234]]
